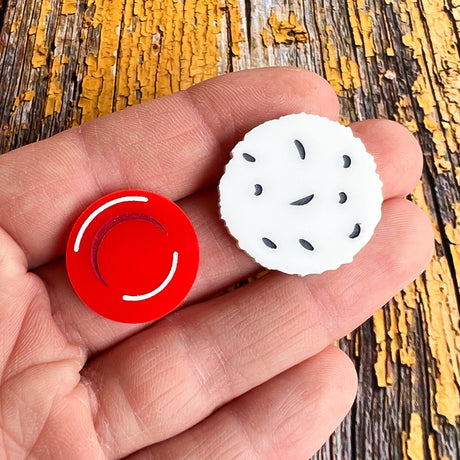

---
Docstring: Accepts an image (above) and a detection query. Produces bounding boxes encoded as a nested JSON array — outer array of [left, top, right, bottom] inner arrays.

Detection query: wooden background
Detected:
[[0, 0, 459, 458]]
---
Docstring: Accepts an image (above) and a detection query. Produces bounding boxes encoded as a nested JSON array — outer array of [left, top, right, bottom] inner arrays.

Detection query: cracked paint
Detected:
[[77, 0, 243, 122]]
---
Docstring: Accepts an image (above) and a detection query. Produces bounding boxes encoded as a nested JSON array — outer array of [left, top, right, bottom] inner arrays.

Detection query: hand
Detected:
[[0, 68, 433, 459]]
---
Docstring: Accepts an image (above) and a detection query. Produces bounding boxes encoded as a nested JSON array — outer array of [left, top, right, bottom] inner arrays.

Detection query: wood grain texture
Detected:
[[0, 0, 459, 459]]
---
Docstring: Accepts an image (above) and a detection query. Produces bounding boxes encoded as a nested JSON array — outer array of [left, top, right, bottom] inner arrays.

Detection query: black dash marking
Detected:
[[299, 239, 314, 251], [294, 140, 306, 160], [254, 184, 263, 196], [349, 223, 361, 239], [290, 194, 314, 206], [243, 153, 256, 162], [339, 192, 348, 204], [343, 155, 351, 168], [262, 237, 277, 249]]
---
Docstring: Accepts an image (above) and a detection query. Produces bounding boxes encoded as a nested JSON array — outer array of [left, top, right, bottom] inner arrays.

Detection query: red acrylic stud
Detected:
[[66, 190, 199, 323]]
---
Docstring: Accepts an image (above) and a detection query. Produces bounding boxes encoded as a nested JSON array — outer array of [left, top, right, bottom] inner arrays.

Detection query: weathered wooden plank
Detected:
[[0, 0, 459, 459]]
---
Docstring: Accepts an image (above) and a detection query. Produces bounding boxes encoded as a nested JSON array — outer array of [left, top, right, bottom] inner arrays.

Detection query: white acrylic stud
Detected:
[[218, 113, 383, 276]]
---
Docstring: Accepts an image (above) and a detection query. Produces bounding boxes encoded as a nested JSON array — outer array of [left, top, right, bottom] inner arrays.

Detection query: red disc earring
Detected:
[[66, 190, 199, 323]]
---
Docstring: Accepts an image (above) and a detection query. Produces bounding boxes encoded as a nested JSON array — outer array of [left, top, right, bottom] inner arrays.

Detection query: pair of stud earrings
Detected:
[[66, 113, 383, 323]]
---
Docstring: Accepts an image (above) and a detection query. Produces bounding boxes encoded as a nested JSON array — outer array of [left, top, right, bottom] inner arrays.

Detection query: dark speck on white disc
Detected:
[[299, 239, 314, 251], [262, 237, 277, 249], [349, 223, 361, 238], [339, 192, 347, 204], [243, 153, 256, 162]]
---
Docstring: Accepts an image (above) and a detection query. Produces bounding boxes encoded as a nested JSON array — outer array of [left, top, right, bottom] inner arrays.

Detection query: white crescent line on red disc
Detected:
[[122, 251, 179, 302], [74, 196, 149, 253]]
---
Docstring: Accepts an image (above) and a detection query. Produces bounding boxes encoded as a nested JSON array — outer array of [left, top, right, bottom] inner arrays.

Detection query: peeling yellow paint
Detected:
[[428, 434, 437, 460], [266, 11, 309, 45], [406, 413, 424, 460], [394, 2, 460, 420], [372, 178, 460, 426], [346, 0, 376, 57], [12, 91, 36, 110], [390, 294, 416, 367], [31, 0, 52, 67], [340, 55, 361, 90], [388, 302, 399, 363], [78, 0, 124, 120], [410, 183, 460, 428], [261, 27, 270, 47], [61, 0, 78, 15], [409, 73, 450, 173], [77, 0, 241, 122], [24, 0, 245, 124], [323, 27, 361, 94], [10, 21, 19, 33], [386, 46, 395, 56], [373, 308, 392, 386], [373, 288, 417, 388], [394, 96, 419, 134], [402, 430, 409, 460], [400, 0, 460, 175], [23, 91, 35, 101], [225, 0, 244, 56], [44, 56, 64, 116], [455, 167, 460, 189], [323, 30, 342, 94]]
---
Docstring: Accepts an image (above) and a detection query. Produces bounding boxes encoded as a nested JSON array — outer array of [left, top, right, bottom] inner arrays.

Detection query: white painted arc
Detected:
[[73, 196, 149, 252], [123, 251, 179, 302]]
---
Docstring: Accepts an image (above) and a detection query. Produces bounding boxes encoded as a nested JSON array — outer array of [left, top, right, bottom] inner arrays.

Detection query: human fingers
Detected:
[[349, 119, 423, 198], [127, 346, 357, 460], [0, 227, 38, 371], [79, 199, 432, 457], [0, 228, 96, 459], [0, 68, 339, 269], [38, 118, 424, 356]]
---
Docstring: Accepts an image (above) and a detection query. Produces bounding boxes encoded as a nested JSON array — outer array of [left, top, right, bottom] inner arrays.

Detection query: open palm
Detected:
[[0, 68, 433, 459]]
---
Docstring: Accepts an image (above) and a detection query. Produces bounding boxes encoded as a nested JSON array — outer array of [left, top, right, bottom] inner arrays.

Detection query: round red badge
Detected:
[[66, 190, 199, 323]]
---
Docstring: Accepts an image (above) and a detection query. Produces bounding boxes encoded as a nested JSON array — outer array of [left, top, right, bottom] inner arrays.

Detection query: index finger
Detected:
[[0, 68, 339, 269]]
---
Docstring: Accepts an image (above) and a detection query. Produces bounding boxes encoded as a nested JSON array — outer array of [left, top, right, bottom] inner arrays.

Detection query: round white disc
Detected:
[[218, 113, 383, 276]]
